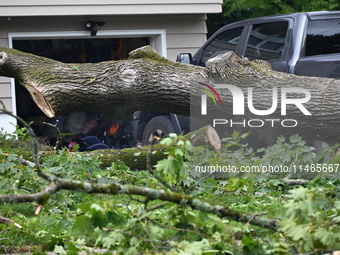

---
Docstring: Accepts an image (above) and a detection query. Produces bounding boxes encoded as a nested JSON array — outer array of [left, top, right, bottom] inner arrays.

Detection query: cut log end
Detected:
[[205, 50, 276, 79], [206, 125, 222, 150], [188, 125, 222, 150], [207, 51, 234, 63], [25, 83, 55, 118]]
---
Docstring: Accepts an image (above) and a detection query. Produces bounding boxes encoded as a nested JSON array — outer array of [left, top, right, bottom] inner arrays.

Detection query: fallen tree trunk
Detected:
[[18, 145, 168, 170], [17, 125, 220, 170], [0, 46, 339, 143], [88, 125, 220, 169]]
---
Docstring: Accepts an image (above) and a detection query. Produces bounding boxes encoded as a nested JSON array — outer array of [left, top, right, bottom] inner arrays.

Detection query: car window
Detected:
[[200, 27, 243, 65], [305, 19, 340, 56], [244, 22, 288, 60]]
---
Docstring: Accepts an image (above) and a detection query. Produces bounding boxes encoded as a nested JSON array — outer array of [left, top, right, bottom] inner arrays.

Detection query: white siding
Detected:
[[0, 77, 12, 112], [0, 78, 11, 97], [0, 75, 15, 134], [0, 0, 222, 16]]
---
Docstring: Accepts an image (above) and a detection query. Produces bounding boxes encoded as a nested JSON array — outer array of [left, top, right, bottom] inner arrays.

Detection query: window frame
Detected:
[[241, 20, 291, 61], [194, 22, 250, 66], [199, 26, 246, 65], [303, 18, 340, 57]]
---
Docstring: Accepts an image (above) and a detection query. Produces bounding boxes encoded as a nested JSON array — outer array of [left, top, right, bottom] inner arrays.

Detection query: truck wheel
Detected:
[[142, 115, 177, 145]]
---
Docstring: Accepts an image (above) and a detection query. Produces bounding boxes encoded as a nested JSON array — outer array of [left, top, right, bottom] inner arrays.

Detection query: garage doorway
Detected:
[[12, 37, 149, 142]]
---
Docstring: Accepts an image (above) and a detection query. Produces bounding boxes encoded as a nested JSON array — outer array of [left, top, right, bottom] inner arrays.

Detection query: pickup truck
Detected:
[[178, 11, 340, 78]]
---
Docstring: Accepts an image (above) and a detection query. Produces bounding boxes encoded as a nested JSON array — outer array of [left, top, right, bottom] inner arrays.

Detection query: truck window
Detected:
[[200, 27, 243, 65], [305, 19, 340, 56], [244, 22, 288, 60]]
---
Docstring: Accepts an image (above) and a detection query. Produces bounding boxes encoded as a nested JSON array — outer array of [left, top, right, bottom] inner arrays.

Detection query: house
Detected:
[[0, 0, 222, 136]]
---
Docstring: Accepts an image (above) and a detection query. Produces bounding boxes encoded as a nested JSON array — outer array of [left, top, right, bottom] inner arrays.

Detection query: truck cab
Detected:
[[179, 11, 340, 78]]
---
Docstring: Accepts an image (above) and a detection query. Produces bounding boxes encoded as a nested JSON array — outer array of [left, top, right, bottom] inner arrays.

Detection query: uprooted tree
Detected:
[[0, 45, 339, 144]]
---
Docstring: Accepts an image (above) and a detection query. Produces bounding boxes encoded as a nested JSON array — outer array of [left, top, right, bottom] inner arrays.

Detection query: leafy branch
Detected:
[[0, 167, 280, 230]]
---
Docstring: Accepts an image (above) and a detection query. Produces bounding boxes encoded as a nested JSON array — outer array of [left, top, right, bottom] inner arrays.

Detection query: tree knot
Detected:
[[0, 52, 7, 66]]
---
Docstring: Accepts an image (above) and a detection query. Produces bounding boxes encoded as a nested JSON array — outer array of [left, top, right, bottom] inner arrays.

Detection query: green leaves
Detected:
[[42, 147, 102, 180], [154, 134, 190, 184], [281, 186, 340, 253], [193, 133, 339, 179], [170, 239, 213, 254], [101, 231, 126, 249], [0, 151, 45, 194], [1, 129, 339, 255], [222, 0, 340, 20]]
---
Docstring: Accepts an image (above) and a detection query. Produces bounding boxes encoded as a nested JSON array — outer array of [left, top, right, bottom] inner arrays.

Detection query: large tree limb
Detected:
[[0, 172, 279, 230], [0, 46, 339, 143], [11, 125, 218, 170], [0, 46, 201, 118]]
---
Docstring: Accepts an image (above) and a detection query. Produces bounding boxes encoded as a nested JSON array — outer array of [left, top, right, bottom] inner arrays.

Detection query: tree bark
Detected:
[[17, 145, 167, 170], [15, 125, 219, 170], [0, 46, 339, 143], [93, 125, 219, 169]]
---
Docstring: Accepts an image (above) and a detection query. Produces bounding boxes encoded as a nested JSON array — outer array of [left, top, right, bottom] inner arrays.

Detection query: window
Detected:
[[245, 22, 288, 60], [13, 37, 149, 63], [200, 27, 243, 65], [305, 19, 340, 56]]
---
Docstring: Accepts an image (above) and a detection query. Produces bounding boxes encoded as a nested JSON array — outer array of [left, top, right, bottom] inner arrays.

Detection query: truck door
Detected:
[[295, 18, 340, 78]]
